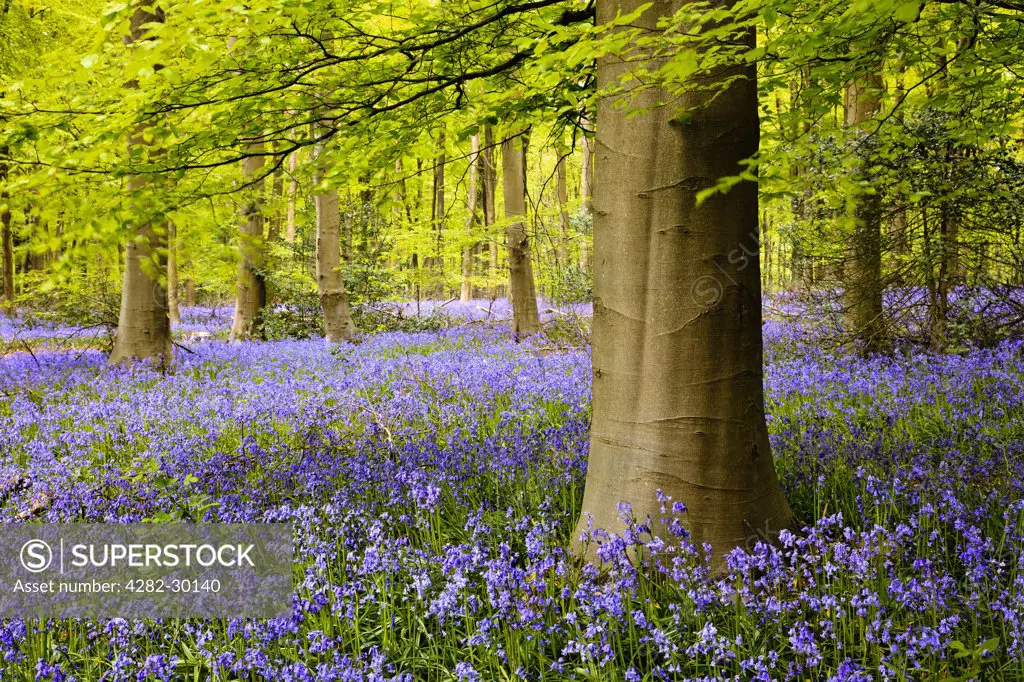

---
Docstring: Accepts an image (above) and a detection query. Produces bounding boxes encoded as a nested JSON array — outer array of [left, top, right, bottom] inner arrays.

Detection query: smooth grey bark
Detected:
[[574, 0, 794, 559], [556, 141, 570, 266], [428, 130, 446, 293], [482, 126, 500, 298], [579, 117, 594, 273], [501, 130, 540, 337], [167, 220, 179, 325], [269, 159, 284, 244], [843, 70, 886, 353], [229, 146, 268, 341], [461, 134, 480, 302], [109, 5, 173, 368], [285, 151, 298, 243], [313, 144, 357, 343], [109, 212, 173, 366]]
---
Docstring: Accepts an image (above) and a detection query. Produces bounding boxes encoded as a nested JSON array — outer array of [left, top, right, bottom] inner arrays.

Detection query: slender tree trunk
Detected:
[[358, 182, 372, 260], [922, 205, 941, 345], [556, 141, 570, 267], [579, 118, 594, 274], [341, 190, 354, 265], [411, 158, 424, 301], [268, 155, 284, 242], [843, 67, 886, 353], [313, 143, 357, 343], [482, 126, 499, 298], [269, 161, 284, 243], [574, 0, 794, 559], [933, 152, 956, 352], [892, 210, 908, 256], [461, 134, 480, 302], [471, 145, 489, 298], [185, 278, 196, 307], [110, 5, 173, 367], [0, 154, 13, 305], [110, 214, 173, 366], [889, 57, 909, 284], [167, 220, 180, 324], [264, 160, 285, 304], [502, 130, 540, 337], [432, 131, 447, 294], [230, 145, 268, 341], [285, 151, 299, 244], [1, 198, 12, 306], [395, 158, 412, 223]]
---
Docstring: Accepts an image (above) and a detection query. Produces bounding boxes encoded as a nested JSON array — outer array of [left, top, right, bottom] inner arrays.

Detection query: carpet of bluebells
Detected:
[[1, 299, 1024, 681]]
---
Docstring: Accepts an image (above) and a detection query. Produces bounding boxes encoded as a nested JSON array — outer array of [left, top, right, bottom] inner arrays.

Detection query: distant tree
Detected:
[[502, 129, 541, 337], [313, 137, 357, 344], [461, 133, 480, 302], [230, 145, 268, 341], [843, 65, 886, 353]]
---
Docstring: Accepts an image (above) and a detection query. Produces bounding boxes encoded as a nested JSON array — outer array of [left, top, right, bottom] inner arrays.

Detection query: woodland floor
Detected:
[[1, 298, 1023, 680]]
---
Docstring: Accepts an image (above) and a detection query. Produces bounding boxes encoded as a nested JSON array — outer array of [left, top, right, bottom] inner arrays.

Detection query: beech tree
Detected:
[[461, 133, 481, 302], [167, 220, 180, 325], [575, 0, 794, 557], [482, 126, 500, 298], [432, 131, 447, 293], [109, 5, 173, 367], [843, 68, 886, 352], [0, 156, 12, 304], [579, 118, 594, 273], [502, 129, 541, 337], [555, 140, 570, 265], [313, 138, 357, 344], [229, 145, 268, 341]]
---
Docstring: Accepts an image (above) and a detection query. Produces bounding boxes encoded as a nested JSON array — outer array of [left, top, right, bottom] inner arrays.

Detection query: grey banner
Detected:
[[0, 523, 293, 619]]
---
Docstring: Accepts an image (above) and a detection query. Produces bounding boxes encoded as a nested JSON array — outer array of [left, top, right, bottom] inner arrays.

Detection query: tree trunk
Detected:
[[556, 141, 570, 267], [264, 160, 285, 305], [285, 151, 299, 244], [432, 131, 446, 294], [842, 68, 886, 353], [167, 220, 180, 324], [574, 0, 794, 560], [110, 216, 173, 366], [358, 182, 372, 261], [110, 5, 173, 368], [410, 158, 424, 301], [269, 160, 284, 243], [229, 145, 268, 341], [1, 199, 12, 306], [184, 278, 196, 307], [461, 134, 480, 302], [579, 118, 594, 274], [0, 155, 13, 305], [313, 145, 357, 343], [394, 157, 409, 221], [341, 190, 354, 265], [482, 126, 500, 298], [502, 130, 540, 337]]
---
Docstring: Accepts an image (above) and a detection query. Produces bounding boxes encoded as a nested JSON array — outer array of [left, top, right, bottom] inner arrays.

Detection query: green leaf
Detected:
[[893, 1, 922, 23], [980, 636, 1001, 653]]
